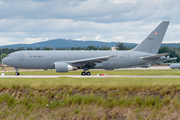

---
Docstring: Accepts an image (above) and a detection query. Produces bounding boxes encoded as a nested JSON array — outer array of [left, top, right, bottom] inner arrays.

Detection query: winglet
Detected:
[[132, 21, 170, 54]]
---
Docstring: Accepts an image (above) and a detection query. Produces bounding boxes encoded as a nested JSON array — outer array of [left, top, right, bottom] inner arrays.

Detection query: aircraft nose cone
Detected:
[[2, 57, 8, 65], [169, 64, 173, 69]]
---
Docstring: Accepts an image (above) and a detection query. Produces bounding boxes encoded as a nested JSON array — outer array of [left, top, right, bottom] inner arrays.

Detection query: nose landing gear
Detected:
[[15, 72, 20, 76], [15, 68, 20, 76]]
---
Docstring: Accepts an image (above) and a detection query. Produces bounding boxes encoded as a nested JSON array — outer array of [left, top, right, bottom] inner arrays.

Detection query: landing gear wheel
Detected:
[[81, 72, 86, 76], [15, 72, 20, 76], [86, 72, 91, 76]]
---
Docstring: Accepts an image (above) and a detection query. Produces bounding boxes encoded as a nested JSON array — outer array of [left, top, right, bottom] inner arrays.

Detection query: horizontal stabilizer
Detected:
[[161, 56, 177, 62], [141, 53, 169, 60]]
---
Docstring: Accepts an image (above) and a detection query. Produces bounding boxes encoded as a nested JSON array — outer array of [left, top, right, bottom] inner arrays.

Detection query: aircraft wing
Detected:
[[141, 53, 169, 60], [69, 55, 117, 66]]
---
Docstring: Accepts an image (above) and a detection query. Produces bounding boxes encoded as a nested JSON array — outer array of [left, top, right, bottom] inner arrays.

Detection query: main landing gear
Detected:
[[81, 66, 92, 76], [15, 68, 20, 76], [81, 71, 91, 76]]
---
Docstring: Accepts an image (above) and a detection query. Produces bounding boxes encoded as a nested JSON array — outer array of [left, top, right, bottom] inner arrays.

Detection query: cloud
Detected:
[[75, 36, 86, 41], [0, 19, 178, 45], [24, 37, 51, 44], [0, 0, 180, 46], [0, 0, 179, 23]]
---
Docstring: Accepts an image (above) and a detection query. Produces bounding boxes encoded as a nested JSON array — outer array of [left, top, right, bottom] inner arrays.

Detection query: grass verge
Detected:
[[0, 77, 180, 119]]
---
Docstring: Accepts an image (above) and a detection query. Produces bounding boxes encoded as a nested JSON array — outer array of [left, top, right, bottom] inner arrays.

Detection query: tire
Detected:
[[81, 72, 86, 76], [86, 72, 91, 76], [15, 72, 20, 76]]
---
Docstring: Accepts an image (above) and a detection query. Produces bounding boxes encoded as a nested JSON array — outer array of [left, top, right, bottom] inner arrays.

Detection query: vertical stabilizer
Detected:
[[132, 21, 170, 54]]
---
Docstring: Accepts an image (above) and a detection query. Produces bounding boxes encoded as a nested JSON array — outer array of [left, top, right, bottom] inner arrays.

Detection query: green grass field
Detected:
[[0, 76, 180, 119], [3, 69, 180, 76]]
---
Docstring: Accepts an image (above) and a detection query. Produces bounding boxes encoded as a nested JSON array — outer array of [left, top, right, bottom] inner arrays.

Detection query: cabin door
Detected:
[[19, 54, 23, 61], [125, 54, 129, 61]]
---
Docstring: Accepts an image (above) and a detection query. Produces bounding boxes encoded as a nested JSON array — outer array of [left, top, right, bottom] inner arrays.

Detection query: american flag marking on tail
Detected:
[[153, 32, 157, 35]]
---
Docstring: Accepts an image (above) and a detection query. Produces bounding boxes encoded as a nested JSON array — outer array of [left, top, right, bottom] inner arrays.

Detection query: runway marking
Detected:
[[113, 76, 124, 78]]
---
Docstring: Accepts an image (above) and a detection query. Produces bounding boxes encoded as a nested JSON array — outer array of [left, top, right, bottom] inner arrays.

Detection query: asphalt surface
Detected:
[[0, 66, 171, 73], [0, 75, 180, 78], [0, 66, 178, 78]]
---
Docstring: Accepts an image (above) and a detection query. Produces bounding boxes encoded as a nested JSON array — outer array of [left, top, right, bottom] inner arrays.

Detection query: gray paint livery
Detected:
[[2, 21, 170, 76]]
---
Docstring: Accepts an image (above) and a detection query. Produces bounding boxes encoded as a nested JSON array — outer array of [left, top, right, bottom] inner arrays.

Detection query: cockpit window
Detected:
[[8, 55, 12, 58]]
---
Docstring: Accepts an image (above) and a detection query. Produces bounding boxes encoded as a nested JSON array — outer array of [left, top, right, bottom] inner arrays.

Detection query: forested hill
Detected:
[[161, 43, 180, 48], [0, 39, 136, 49], [0, 39, 180, 49]]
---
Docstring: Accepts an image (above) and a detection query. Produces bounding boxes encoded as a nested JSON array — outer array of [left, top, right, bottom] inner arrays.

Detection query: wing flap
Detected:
[[141, 53, 169, 60], [69, 55, 117, 66]]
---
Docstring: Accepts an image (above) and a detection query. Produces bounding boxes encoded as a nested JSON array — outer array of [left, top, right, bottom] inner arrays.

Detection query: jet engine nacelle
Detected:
[[55, 62, 77, 72]]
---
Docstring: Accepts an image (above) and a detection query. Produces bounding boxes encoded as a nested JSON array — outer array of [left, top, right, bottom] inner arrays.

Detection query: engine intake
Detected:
[[55, 62, 77, 72]]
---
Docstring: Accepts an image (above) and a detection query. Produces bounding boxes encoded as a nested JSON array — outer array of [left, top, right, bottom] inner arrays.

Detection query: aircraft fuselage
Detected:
[[3, 50, 155, 70]]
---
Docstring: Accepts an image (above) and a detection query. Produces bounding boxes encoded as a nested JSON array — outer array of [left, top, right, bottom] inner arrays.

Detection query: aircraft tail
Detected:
[[132, 21, 170, 54]]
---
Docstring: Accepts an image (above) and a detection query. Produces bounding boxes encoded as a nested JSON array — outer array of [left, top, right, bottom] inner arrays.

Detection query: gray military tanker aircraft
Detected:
[[2, 21, 170, 76]]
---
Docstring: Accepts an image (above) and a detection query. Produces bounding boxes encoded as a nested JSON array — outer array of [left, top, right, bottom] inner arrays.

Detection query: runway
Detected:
[[0, 66, 177, 78], [0, 75, 180, 78], [0, 66, 171, 73]]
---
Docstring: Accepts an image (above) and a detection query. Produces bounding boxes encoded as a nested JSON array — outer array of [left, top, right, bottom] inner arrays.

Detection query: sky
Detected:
[[0, 0, 180, 46]]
